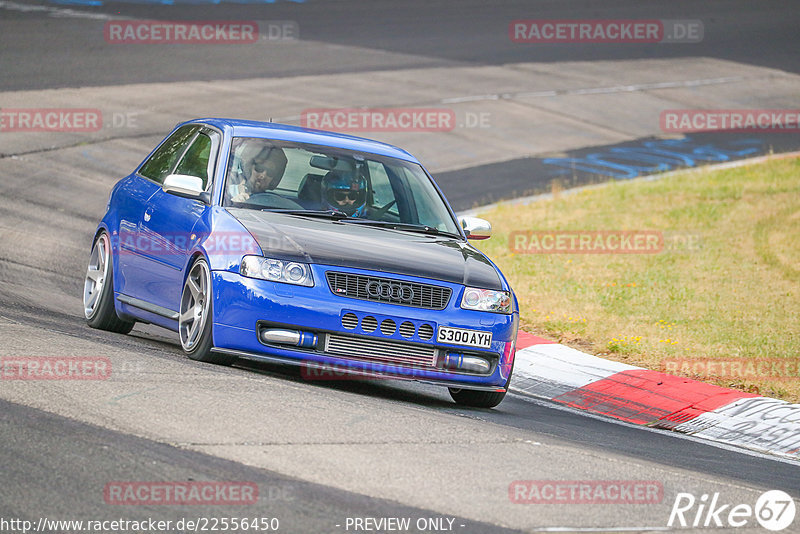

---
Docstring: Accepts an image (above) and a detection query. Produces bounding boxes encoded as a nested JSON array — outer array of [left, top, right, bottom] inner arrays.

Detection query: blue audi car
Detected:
[[84, 118, 518, 407]]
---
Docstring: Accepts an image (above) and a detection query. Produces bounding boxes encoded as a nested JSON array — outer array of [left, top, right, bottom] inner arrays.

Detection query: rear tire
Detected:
[[84, 231, 135, 334], [179, 258, 234, 366]]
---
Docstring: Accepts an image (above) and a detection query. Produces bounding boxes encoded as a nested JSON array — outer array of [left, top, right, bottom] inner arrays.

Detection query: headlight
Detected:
[[240, 256, 314, 287], [460, 287, 512, 314]]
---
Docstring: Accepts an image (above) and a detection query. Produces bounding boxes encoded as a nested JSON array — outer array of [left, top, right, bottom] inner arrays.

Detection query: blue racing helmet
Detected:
[[321, 171, 367, 217]]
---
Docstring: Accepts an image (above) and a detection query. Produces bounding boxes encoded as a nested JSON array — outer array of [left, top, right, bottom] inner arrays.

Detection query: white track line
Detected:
[[0, 0, 121, 20], [441, 76, 756, 104]]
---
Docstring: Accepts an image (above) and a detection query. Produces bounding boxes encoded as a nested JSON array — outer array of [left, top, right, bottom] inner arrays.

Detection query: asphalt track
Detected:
[[1, 0, 800, 90], [1, 1, 799, 532]]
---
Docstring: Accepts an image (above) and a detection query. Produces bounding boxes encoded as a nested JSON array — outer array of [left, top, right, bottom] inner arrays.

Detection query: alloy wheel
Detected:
[[179, 260, 211, 351]]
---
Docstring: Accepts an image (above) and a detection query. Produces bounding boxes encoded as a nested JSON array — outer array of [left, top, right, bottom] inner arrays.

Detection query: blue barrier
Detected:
[[543, 137, 762, 179], [50, 0, 305, 5]]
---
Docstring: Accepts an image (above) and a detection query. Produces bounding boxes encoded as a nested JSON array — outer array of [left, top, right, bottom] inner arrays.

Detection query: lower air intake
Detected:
[[324, 333, 437, 368]]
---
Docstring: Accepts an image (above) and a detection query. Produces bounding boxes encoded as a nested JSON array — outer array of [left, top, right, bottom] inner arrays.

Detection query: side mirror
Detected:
[[163, 174, 209, 202], [459, 216, 492, 240]]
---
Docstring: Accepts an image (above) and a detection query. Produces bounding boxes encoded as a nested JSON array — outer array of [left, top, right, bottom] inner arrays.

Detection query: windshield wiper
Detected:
[[263, 209, 349, 220], [262, 211, 461, 237], [339, 218, 461, 238]]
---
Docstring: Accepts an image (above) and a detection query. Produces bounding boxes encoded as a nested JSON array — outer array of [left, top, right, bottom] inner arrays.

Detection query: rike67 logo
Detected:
[[668, 490, 796, 531]]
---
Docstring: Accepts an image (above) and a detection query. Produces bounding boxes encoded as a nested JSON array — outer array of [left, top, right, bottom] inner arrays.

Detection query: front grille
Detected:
[[326, 272, 451, 310], [325, 333, 437, 368]]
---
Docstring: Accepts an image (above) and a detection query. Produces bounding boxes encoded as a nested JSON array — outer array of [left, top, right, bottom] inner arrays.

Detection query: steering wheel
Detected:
[[369, 200, 397, 219], [248, 192, 303, 209]]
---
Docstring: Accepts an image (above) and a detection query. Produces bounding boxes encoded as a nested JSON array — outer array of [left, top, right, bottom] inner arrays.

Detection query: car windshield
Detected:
[[222, 137, 461, 235]]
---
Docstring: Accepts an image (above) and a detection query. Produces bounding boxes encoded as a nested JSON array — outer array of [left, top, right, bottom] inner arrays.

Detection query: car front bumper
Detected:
[[211, 265, 518, 390]]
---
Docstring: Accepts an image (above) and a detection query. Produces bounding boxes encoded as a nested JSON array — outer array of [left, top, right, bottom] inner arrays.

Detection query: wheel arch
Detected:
[[183, 250, 210, 283]]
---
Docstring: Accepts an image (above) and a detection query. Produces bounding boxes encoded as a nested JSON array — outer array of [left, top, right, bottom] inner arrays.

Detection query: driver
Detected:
[[321, 170, 367, 217], [230, 143, 287, 202]]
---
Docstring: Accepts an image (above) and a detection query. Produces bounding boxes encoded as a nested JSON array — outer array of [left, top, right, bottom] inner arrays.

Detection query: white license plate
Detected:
[[437, 327, 492, 349]]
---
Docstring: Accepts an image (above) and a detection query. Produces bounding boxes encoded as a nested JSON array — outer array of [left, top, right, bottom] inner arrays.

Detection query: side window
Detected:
[[175, 132, 214, 189], [138, 125, 198, 184], [367, 161, 399, 217]]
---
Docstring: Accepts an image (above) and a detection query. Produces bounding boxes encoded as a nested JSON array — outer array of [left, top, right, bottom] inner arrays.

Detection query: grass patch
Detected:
[[473, 157, 800, 402]]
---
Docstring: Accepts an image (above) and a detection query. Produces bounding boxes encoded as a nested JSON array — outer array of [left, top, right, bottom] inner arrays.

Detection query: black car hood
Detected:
[[227, 208, 503, 289]]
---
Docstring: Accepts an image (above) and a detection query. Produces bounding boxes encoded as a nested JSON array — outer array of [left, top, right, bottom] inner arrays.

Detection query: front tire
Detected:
[[179, 258, 234, 366], [84, 231, 135, 334], [449, 364, 513, 408], [449, 387, 507, 409]]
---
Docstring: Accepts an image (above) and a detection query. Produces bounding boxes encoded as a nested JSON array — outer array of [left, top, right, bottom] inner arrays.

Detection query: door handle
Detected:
[[143, 208, 153, 222]]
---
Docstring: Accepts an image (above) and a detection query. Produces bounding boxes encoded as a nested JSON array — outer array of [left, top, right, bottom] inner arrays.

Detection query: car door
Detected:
[[117, 125, 199, 299], [136, 127, 220, 313]]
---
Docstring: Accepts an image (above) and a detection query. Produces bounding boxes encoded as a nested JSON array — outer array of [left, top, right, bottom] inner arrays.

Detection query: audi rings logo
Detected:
[[366, 281, 415, 303]]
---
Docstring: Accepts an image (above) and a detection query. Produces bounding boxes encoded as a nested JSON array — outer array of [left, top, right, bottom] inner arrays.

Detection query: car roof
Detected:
[[188, 118, 419, 163]]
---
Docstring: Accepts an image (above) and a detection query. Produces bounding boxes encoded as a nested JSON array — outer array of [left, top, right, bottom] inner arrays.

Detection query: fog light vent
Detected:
[[361, 315, 378, 332], [380, 319, 396, 336], [418, 324, 434, 340], [342, 313, 358, 330], [399, 321, 415, 339]]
